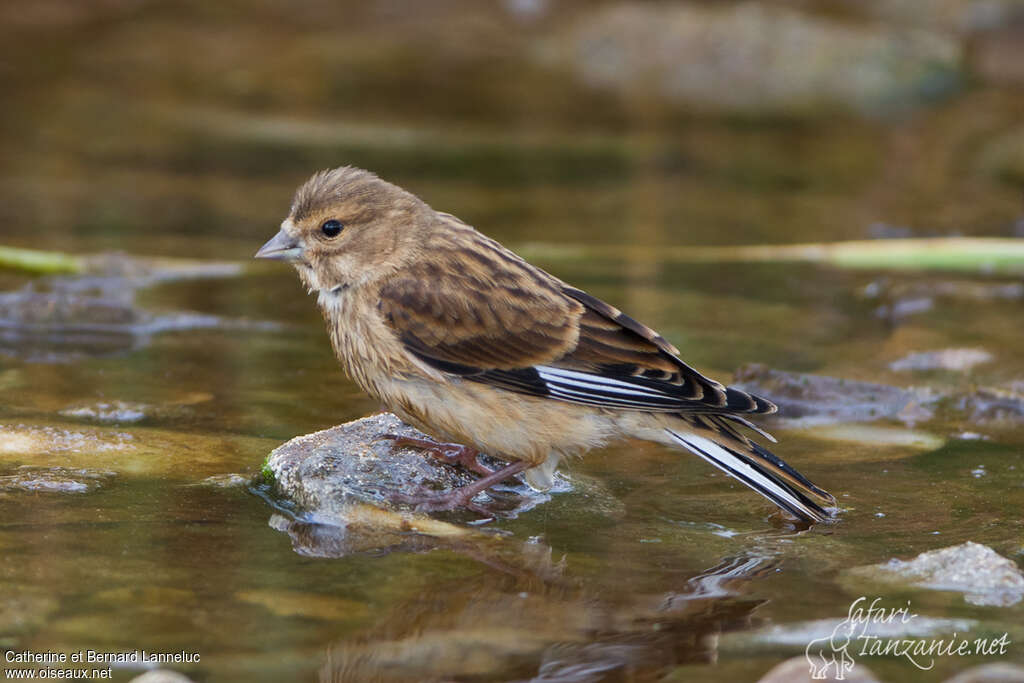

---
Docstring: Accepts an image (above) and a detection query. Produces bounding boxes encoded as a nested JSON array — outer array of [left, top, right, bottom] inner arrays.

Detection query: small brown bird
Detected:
[[256, 166, 835, 522]]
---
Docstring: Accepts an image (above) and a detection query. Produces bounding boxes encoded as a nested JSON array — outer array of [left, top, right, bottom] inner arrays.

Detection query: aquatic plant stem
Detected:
[[517, 237, 1024, 275], [0, 246, 85, 274]]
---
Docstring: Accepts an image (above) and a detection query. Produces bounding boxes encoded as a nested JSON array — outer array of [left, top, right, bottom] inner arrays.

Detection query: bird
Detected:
[[255, 166, 835, 523]]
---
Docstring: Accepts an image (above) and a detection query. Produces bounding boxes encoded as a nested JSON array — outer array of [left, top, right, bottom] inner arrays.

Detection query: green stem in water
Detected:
[[516, 238, 1024, 275], [0, 246, 86, 274]]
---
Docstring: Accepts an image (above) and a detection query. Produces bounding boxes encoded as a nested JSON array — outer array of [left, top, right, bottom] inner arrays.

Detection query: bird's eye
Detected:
[[321, 219, 344, 238]]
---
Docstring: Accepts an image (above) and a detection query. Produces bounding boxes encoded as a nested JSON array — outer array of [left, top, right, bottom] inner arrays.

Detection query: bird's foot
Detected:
[[390, 489, 493, 517], [389, 460, 530, 516], [380, 433, 495, 477]]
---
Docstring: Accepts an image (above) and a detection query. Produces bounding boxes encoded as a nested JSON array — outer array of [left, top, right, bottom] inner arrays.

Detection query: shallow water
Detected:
[[1, 255, 1022, 681], [2, 3, 1024, 682]]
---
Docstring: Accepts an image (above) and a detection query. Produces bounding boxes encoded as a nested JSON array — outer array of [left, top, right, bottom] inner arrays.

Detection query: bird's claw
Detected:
[[389, 488, 492, 518], [379, 433, 496, 477]]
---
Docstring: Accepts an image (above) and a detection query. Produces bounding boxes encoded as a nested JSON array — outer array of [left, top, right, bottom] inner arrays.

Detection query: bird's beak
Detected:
[[255, 228, 303, 262]]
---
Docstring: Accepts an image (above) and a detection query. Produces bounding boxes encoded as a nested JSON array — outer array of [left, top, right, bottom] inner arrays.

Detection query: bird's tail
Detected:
[[665, 419, 835, 523]]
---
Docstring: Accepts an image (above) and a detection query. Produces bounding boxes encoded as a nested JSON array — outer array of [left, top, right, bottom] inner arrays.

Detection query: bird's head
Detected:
[[255, 166, 428, 293]]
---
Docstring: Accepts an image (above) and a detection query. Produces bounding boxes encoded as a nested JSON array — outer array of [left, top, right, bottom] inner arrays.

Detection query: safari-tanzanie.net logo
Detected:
[[805, 596, 1010, 680]]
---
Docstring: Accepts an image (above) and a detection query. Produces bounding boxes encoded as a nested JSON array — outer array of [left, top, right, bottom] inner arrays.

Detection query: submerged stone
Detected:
[[196, 473, 251, 488], [59, 401, 149, 423], [955, 387, 1024, 423], [733, 364, 1024, 434], [720, 614, 976, 652], [732, 363, 939, 428], [0, 419, 276, 479], [845, 542, 1024, 607], [862, 277, 1024, 304], [0, 466, 115, 494], [889, 348, 993, 372], [0, 253, 272, 362], [128, 672, 196, 683], [59, 392, 214, 425]]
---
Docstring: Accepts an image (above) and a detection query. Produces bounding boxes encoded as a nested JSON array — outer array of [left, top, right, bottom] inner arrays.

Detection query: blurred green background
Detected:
[[3, 3, 1024, 682], [4, 0, 1024, 259]]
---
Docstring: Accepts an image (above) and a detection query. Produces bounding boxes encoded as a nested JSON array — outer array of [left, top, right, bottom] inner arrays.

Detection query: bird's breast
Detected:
[[316, 287, 435, 401]]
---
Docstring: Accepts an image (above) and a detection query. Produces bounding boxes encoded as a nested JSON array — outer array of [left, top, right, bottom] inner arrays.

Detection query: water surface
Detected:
[[2, 3, 1023, 681]]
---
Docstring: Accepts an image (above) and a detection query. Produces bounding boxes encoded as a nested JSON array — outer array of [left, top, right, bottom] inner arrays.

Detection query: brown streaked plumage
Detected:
[[256, 166, 836, 522]]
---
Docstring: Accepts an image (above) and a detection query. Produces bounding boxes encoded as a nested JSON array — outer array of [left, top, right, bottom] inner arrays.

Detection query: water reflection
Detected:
[[316, 547, 778, 682], [0, 256, 269, 361]]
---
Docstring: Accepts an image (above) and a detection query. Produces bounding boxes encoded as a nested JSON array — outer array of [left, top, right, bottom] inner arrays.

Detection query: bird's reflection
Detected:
[[311, 541, 782, 683]]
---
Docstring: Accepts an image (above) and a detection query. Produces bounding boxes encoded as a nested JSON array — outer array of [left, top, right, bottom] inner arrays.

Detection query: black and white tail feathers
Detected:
[[666, 424, 835, 523]]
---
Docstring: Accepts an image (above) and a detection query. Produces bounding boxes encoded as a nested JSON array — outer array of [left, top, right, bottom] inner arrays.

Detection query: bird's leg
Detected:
[[380, 433, 495, 477], [390, 460, 530, 513]]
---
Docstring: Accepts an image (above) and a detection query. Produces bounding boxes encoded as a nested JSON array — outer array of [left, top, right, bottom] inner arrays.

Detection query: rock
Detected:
[[862, 278, 1024, 304], [196, 473, 251, 488], [59, 401, 149, 423], [0, 422, 133, 458], [0, 285, 142, 360], [0, 466, 115, 493], [0, 419, 277, 479], [943, 663, 1024, 683], [129, 672, 196, 683], [266, 413, 560, 523], [722, 610, 982, 681], [79, 252, 242, 285], [732, 363, 939, 427], [734, 362, 1024, 432], [59, 392, 213, 424], [546, 3, 962, 116], [268, 413, 474, 514], [956, 387, 1024, 423], [263, 413, 569, 555], [934, 282, 1024, 300], [723, 609, 981, 681], [889, 348, 993, 372], [721, 614, 976, 652], [875, 296, 934, 321], [756, 655, 881, 683], [845, 542, 1024, 607], [0, 256, 271, 362], [731, 363, 1024, 437]]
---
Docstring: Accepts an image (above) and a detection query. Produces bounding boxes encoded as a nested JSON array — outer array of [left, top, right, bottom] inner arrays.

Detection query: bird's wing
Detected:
[[556, 286, 775, 414], [378, 245, 773, 416]]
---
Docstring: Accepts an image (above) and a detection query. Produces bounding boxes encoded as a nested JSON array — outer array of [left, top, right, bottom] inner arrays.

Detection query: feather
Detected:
[[665, 427, 833, 523]]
